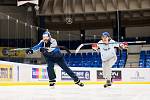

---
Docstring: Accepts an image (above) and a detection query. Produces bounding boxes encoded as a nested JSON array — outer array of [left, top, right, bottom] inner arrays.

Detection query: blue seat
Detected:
[[93, 52, 99, 57], [64, 51, 129, 68], [139, 50, 149, 68], [112, 64, 118, 68], [87, 52, 93, 57], [147, 51, 150, 54]]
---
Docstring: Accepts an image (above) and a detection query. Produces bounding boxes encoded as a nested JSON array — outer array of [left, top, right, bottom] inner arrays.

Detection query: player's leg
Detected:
[[56, 57, 84, 87], [102, 61, 112, 87], [102, 61, 110, 80], [108, 56, 117, 82], [103, 56, 117, 88], [45, 57, 56, 87]]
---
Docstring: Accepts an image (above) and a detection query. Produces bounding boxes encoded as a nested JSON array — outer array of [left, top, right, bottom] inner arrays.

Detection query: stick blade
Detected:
[[75, 44, 84, 54], [9, 48, 29, 51]]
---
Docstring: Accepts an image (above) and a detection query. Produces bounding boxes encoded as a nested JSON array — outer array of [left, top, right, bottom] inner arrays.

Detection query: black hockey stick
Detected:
[[9, 46, 71, 54], [57, 46, 71, 54]]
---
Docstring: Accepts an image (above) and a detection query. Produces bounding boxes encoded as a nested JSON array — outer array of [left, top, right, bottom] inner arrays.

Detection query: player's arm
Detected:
[[92, 43, 99, 51], [119, 42, 128, 50], [111, 40, 128, 49], [32, 40, 44, 51], [26, 40, 43, 54], [92, 41, 102, 51]]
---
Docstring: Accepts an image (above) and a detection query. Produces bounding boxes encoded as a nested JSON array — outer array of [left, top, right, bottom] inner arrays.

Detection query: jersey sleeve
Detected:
[[50, 38, 58, 48], [31, 40, 43, 52], [97, 40, 102, 48], [111, 40, 120, 47]]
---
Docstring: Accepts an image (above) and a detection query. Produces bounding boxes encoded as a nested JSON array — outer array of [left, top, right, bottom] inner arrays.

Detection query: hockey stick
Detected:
[[75, 41, 146, 54], [9, 48, 30, 51], [9, 46, 71, 54], [57, 46, 71, 54]]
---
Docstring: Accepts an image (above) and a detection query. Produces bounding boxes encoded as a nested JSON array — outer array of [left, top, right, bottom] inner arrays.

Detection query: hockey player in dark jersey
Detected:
[[26, 31, 84, 88]]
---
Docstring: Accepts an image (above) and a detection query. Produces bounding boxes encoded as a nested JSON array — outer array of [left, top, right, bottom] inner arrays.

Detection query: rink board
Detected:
[[0, 60, 150, 85]]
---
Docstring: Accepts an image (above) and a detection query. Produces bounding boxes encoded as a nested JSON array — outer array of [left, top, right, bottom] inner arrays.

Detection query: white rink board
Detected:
[[1, 60, 150, 83], [122, 68, 150, 82]]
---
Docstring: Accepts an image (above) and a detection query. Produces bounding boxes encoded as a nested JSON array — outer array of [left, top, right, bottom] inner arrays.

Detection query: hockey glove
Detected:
[[92, 43, 98, 51], [40, 48, 48, 53], [120, 42, 128, 49], [26, 49, 33, 54]]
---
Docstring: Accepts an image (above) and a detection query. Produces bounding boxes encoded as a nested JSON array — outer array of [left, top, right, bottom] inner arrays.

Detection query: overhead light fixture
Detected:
[[65, 17, 73, 24]]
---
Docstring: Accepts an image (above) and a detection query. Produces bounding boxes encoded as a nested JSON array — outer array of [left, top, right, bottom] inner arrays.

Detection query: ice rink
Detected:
[[0, 84, 150, 100]]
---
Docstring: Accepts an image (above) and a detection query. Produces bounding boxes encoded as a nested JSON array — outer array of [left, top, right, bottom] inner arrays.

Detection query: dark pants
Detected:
[[43, 51, 79, 82]]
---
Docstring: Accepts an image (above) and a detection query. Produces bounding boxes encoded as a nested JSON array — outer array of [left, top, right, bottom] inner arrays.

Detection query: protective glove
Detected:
[[26, 49, 33, 54], [92, 43, 98, 51], [40, 48, 48, 53], [120, 42, 128, 49]]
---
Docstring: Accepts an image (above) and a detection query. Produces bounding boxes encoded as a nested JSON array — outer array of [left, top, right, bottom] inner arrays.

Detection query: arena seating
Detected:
[[64, 49, 127, 68], [139, 50, 150, 68]]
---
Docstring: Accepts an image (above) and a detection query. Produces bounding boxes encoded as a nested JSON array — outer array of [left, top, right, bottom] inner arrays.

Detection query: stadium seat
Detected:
[[138, 50, 150, 68], [64, 50, 127, 68]]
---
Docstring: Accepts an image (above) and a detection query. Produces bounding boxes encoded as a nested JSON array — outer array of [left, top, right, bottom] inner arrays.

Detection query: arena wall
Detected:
[[0, 6, 37, 40], [126, 26, 150, 38], [54, 26, 150, 41], [0, 60, 150, 86]]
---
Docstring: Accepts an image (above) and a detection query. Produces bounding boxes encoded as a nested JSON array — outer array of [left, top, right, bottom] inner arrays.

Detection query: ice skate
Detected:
[[49, 82, 55, 89], [104, 80, 112, 88], [75, 80, 84, 87], [49, 80, 56, 89]]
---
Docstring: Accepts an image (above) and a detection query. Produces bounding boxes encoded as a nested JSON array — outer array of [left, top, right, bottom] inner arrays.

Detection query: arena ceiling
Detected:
[[38, 0, 150, 30], [0, 0, 16, 5], [1, 0, 150, 30]]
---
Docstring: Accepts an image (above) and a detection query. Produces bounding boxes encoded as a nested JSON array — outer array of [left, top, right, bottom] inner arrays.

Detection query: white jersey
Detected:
[[97, 39, 119, 61]]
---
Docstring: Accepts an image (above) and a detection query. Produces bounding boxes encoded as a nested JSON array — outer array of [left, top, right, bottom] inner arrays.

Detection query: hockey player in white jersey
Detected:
[[92, 32, 128, 88]]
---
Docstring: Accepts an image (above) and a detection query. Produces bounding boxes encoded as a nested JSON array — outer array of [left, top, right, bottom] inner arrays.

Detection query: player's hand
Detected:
[[40, 48, 48, 53], [120, 42, 128, 49], [26, 49, 33, 54], [92, 43, 98, 51]]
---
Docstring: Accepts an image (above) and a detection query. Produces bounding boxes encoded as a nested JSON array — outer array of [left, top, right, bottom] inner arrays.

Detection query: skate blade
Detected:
[[78, 83, 84, 87], [104, 84, 111, 88]]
